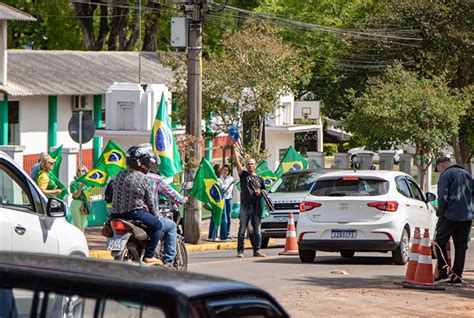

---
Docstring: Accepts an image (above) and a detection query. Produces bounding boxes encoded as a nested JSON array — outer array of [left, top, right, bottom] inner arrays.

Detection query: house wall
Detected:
[[265, 132, 294, 171]]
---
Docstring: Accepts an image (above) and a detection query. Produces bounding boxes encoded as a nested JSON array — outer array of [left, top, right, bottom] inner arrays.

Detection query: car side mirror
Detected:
[[46, 197, 67, 217], [425, 192, 437, 202]]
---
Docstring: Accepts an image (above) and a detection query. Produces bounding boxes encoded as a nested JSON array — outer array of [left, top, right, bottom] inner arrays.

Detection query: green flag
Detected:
[[76, 164, 109, 188], [275, 146, 308, 177], [190, 158, 224, 229], [49, 145, 63, 178], [96, 140, 127, 177], [256, 161, 280, 190], [150, 93, 183, 178], [48, 173, 68, 200]]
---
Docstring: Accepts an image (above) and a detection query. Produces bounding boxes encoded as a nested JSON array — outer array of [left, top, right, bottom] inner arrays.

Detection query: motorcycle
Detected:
[[103, 201, 188, 271]]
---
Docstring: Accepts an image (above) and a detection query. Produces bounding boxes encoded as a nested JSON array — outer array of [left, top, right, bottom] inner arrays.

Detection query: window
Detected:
[[208, 298, 285, 318], [311, 177, 390, 196], [395, 177, 412, 198], [275, 172, 320, 193], [0, 163, 34, 212], [406, 179, 424, 201], [8, 101, 19, 145]]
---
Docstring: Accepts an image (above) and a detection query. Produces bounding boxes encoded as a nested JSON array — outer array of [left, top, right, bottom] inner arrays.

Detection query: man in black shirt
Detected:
[[233, 144, 266, 258]]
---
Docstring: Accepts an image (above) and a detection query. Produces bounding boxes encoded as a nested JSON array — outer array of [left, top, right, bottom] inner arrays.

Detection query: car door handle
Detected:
[[14, 225, 26, 235]]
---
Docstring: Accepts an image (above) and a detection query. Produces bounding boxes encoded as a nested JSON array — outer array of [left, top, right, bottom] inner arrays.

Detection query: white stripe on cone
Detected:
[[286, 231, 296, 238], [418, 255, 432, 264]]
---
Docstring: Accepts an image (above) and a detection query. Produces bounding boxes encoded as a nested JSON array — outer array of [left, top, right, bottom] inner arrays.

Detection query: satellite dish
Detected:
[[68, 112, 95, 144]]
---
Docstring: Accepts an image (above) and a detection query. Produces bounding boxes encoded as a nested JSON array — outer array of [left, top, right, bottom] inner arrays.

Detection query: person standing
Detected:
[[30, 152, 48, 179], [434, 156, 473, 287], [219, 164, 235, 241], [232, 144, 266, 258], [36, 155, 62, 198], [69, 165, 91, 232]]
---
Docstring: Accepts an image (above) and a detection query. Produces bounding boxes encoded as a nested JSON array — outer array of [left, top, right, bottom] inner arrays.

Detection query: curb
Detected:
[[88, 239, 278, 259]]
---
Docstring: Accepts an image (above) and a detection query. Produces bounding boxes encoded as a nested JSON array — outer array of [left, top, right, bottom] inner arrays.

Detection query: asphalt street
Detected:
[[189, 239, 474, 317]]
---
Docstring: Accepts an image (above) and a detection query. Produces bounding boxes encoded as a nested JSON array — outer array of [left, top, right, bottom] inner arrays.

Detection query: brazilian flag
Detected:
[[150, 93, 183, 178], [76, 164, 109, 188], [275, 146, 308, 177], [256, 161, 279, 190], [49, 145, 63, 178], [96, 140, 126, 177], [190, 158, 224, 229]]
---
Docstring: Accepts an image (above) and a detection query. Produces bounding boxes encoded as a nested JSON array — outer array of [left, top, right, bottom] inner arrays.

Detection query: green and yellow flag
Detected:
[[190, 158, 224, 228], [76, 164, 109, 188], [275, 146, 308, 177], [256, 161, 280, 190], [96, 140, 127, 177], [150, 93, 183, 178], [49, 145, 63, 178]]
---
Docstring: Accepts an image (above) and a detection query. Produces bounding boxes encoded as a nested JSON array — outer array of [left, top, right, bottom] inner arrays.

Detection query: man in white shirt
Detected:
[[219, 164, 235, 241]]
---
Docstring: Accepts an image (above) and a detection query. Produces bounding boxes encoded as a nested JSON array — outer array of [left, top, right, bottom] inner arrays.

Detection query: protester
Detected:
[[69, 165, 90, 232], [37, 155, 62, 198], [232, 144, 266, 258], [434, 156, 473, 287], [30, 152, 48, 179], [219, 164, 235, 241], [207, 164, 223, 241]]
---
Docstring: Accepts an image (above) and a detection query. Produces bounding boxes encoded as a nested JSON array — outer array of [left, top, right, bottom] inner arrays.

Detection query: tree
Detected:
[[344, 65, 470, 190]]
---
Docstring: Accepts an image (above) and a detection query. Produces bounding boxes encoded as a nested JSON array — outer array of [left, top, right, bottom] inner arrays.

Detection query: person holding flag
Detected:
[[232, 143, 266, 258], [69, 165, 91, 232], [36, 155, 65, 198]]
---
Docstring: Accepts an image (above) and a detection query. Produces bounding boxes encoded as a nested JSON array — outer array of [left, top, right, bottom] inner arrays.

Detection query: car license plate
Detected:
[[106, 237, 128, 251], [273, 215, 288, 222], [331, 230, 357, 239]]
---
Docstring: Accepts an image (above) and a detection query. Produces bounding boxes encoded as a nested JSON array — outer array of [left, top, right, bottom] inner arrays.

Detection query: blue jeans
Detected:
[[110, 209, 162, 259], [219, 199, 232, 240], [237, 204, 261, 252], [158, 216, 177, 265], [208, 218, 217, 239]]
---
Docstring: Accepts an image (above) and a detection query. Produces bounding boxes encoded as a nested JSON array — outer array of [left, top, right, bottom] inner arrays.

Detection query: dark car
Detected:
[[0, 252, 288, 318]]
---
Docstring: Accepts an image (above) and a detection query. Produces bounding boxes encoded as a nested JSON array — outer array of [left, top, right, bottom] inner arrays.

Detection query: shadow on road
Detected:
[[255, 255, 395, 265]]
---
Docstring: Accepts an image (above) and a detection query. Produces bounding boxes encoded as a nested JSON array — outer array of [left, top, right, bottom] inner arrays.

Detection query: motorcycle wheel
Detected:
[[117, 242, 140, 262], [174, 235, 188, 271]]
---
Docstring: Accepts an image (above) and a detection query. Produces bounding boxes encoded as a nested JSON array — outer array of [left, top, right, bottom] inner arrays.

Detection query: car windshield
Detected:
[[311, 177, 389, 196], [273, 172, 321, 193]]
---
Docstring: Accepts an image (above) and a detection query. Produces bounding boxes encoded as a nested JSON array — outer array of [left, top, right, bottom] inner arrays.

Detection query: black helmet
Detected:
[[126, 143, 155, 173]]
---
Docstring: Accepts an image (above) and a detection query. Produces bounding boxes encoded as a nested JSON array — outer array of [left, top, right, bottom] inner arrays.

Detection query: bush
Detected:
[[323, 143, 338, 155], [342, 142, 350, 152]]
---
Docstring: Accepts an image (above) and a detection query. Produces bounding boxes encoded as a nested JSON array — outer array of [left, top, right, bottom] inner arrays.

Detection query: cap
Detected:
[[43, 154, 56, 164], [434, 156, 450, 172]]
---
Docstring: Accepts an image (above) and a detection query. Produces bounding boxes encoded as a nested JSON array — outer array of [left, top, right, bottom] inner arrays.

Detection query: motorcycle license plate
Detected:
[[107, 237, 128, 251]]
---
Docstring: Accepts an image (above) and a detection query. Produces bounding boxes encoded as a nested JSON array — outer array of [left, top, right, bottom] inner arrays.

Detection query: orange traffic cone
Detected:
[[403, 227, 421, 283], [279, 212, 298, 255], [402, 228, 444, 290], [434, 240, 452, 279]]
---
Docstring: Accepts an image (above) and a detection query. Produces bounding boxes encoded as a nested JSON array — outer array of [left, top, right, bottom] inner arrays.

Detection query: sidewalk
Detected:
[[87, 217, 273, 259]]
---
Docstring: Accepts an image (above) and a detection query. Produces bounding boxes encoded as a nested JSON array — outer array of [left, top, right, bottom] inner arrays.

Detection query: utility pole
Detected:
[[184, 0, 203, 244]]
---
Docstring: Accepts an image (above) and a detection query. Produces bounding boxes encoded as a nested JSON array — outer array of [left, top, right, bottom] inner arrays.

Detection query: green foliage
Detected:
[[342, 142, 350, 153], [323, 143, 338, 156], [344, 65, 470, 186]]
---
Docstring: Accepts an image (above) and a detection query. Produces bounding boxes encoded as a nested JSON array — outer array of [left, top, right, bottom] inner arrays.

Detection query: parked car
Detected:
[[0, 152, 88, 256], [297, 170, 438, 265], [0, 252, 289, 317], [348, 146, 403, 164], [259, 169, 334, 247]]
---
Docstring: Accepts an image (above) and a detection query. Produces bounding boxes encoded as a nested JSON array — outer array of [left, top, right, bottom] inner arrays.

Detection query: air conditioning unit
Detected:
[[71, 96, 88, 111]]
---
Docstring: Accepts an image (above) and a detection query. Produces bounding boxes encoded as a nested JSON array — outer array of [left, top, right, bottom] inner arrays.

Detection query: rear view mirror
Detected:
[[46, 198, 67, 217], [425, 192, 437, 202]]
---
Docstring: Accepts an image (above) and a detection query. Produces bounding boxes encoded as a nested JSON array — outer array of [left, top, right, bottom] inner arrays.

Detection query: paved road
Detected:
[[189, 241, 474, 317]]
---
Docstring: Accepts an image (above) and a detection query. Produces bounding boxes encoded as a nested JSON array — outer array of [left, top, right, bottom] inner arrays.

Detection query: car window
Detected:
[[395, 177, 412, 198], [311, 177, 389, 196], [406, 179, 425, 201], [207, 298, 285, 318], [0, 288, 167, 318], [274, 172, 320, 193], [0, 163, 35, 213]]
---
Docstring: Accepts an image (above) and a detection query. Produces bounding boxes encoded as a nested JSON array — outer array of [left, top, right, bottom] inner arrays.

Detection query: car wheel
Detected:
[[392, 229, 410, 265], [261, 237, 270, 248], [299, 249, 316, 263], [340, 251, 355, 258]]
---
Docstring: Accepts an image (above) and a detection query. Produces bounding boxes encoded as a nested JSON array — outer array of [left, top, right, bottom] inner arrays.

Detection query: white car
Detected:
[[0, 152, 88, 256], [297, 170, 437, 265], [348, 146, 403, 164]]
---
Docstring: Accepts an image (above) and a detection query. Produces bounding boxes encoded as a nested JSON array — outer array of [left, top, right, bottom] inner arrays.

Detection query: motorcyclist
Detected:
[[110, 144, 163, 265], [145, 150, 186, 268]]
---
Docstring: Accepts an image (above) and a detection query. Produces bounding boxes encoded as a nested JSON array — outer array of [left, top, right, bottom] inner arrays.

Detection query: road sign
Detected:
[[68, 112, 95, 144]]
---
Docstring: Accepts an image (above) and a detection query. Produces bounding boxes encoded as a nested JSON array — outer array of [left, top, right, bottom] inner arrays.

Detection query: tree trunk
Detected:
[[142, 2, 162, 51]]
